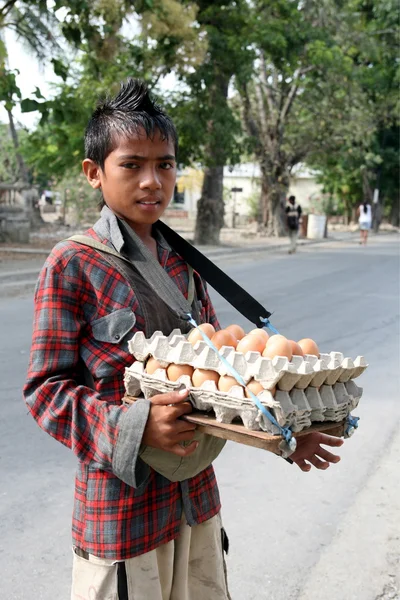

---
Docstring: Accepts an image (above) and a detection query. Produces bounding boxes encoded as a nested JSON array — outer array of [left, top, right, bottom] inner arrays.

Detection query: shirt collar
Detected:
[[93, 204, 171, 254], [93, 205, 125, 252]]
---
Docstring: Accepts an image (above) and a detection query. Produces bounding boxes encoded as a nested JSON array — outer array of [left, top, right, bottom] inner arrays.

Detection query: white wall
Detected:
[[288, 175, 323, 210], [176, 163, 323, 220]]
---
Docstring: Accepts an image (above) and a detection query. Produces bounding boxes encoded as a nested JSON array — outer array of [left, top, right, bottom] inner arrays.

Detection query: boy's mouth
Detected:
[[136, 196, 163, 212], [137, 196, 162, 207]]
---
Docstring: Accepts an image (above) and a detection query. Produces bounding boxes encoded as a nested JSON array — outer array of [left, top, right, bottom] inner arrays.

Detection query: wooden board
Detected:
[[122, 395, 346, 454], [181, 413, 345, 453]]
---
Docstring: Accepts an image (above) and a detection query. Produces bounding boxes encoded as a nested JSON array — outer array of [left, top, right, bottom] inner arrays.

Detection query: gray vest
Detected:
[[99, 250, 202, 336], [68, 232, 226, 482]]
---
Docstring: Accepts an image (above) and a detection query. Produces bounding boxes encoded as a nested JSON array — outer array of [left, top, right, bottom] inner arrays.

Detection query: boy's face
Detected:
[[83, 128, 177, 229]]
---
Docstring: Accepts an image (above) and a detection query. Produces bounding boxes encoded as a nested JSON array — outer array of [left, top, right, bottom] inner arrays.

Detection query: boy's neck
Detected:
[[126, 220, 154, 243]]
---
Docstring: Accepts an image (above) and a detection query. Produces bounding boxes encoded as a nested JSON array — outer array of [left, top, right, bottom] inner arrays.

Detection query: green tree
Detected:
[[308, 0, 399, 230], [18, 0, 249, 243], [0, 122, 25, 181], [236, 0, 380, 236], [135, 0, 252, 244], [0, 0, 62, 224], [18, 1, 204, 176]]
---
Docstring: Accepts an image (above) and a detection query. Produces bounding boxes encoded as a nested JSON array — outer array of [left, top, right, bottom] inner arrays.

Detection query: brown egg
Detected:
[[244, 379, 264, 398], [289, 340, 304, 357], [192, 368, 220, 387], [236, 334, 265, 355], [146, 357, 165, 375], [297, 338, 320, 357], [187, 323, 216, 346], [225, 324, 246, 341], [262, 335, 293, 360], [218, 375, 243, 393], [166, 363, 194, 382], [211, 330, 237, 350], [248, 328, 270, 344]]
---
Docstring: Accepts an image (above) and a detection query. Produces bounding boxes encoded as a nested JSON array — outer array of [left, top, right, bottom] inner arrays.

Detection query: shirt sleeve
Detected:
[[23, 261, 150, 488]]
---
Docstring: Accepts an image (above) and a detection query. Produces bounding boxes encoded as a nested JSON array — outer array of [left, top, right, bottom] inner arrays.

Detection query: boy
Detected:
[[23, 79, 343, 600]]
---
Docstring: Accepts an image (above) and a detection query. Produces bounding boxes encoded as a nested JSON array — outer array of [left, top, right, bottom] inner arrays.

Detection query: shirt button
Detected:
[[115, 334, 120, 340]]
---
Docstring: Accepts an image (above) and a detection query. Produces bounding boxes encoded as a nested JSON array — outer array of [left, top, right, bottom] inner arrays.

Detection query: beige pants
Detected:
[[71, 513, 230, 600]]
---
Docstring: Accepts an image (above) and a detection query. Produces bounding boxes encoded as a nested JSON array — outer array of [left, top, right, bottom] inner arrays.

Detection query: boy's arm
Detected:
[[23, 264, 151, 489]]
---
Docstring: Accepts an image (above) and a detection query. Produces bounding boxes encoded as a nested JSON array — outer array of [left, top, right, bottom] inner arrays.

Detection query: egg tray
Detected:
[[124, 361, 363, 435], [127, 330, 368, 391]]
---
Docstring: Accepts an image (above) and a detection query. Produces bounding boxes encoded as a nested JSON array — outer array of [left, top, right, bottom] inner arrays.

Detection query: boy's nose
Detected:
[[139, 168, 162, 190]]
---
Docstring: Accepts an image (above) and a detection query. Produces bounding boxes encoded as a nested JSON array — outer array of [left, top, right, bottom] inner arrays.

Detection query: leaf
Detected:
[[61, 24, 82, 46], [34, 87, 45, 99], [51, 59, 69, 81], [21, 98, 44, 113]]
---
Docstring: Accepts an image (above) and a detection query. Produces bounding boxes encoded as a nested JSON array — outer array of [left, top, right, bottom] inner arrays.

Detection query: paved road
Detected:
[[0, 235, 399, 599]]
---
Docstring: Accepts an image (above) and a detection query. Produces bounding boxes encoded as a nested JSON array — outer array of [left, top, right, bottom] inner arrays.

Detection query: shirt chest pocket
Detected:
[[89, 308, 137, 378]]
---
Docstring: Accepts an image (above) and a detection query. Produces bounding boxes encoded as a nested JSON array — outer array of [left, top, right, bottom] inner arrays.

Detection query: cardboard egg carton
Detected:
[[125, 330, 366, 434], [128, 330, 368, 391], [125, 361, 275, 429], [124, 361, 364, 435]]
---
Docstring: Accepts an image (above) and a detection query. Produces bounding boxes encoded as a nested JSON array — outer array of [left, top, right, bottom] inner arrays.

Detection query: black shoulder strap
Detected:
[[156, 221, 271, 326]]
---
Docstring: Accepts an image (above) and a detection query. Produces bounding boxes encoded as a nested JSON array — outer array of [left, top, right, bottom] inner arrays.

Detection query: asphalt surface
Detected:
[[0, 234, 399, 599]]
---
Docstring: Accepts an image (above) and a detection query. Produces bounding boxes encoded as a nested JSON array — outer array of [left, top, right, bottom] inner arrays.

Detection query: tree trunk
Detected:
[[259, 176, 269, 230], [7, 108, 44, 227], [259, 160, 289, 236], [342, 196, 351, 225], [268, 185, 287, 236], [7, 108, 29, 183], [390, 196, 399, 227], [194, 166, 225, 245], [372, 201, 382, 233], [194, 69, 231, 245]]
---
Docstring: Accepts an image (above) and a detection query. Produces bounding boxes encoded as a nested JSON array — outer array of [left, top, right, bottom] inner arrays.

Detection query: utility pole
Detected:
[[230, 187, 242, 228]]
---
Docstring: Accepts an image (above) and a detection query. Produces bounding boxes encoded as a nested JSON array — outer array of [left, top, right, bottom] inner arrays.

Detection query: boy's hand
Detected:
[[289, 432, 344, 472], [142, 388, 198, 457]]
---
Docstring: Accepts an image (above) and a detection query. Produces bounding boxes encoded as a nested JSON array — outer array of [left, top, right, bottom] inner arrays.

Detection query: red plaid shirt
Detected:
[[23, 208, 221, 560]]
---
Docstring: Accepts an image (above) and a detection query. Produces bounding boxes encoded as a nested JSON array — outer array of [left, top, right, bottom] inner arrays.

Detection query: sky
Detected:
[[0, 18, 178, 131], [0, 28, 58, 128]]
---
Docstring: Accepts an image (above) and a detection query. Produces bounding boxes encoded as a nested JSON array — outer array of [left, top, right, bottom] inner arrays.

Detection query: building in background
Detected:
[[288, 165, 324, 209], [166, 163, 323, 227]]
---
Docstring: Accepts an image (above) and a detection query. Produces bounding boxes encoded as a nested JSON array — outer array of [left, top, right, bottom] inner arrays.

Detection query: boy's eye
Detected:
[[121, 163, 139, 169], [160, 162, 174, 170]]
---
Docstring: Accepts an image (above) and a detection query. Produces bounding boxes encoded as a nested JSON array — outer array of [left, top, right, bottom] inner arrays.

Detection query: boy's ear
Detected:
[[82, 159, 102, 189]]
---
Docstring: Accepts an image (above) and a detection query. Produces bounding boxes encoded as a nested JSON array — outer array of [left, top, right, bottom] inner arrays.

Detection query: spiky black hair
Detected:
[[84, 78, 178, 169]]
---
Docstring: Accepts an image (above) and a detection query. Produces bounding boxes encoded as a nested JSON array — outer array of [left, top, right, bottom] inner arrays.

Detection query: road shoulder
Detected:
[[298, 423, 400, 600]]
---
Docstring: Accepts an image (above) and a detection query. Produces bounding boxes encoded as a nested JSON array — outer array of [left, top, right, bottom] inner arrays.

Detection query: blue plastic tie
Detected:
[[187, 315, 295, 449], [259, 316, 281, 335], [345, 414, 360, 437]]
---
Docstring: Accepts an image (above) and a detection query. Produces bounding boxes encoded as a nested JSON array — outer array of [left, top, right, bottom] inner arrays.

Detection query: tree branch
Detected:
[[254, 80, 269, 141], [239, 82, 262, 150], [0, 0, 17, 20], [259, 50, 278, 119], [279, 65, 315, 126]]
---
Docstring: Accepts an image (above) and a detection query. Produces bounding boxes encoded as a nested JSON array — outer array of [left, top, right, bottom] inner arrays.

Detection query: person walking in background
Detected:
[[285, 195, 302, 254], [358, 201, 372, 245]]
